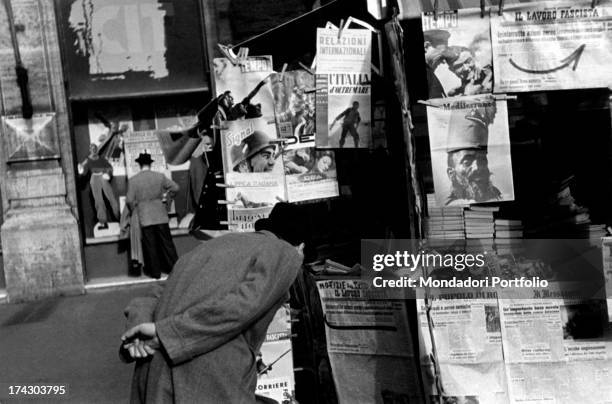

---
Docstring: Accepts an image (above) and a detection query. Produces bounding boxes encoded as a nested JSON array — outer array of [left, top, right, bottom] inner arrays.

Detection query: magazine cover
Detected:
[[283, 147, 339, 202], [422, 8, 493, 99], [491, 1, 612, 92], [220, 118, 285, 232], [213, 56, 276, 127], [273, 70, 316, 150], [426, 96, 514, 206], [256, 304, 295, 404], [316, 73, 372, 148]]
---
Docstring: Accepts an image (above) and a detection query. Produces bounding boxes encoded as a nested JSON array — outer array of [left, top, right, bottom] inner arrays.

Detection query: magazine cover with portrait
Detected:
[[422, 8, 493, 99], [220, 118, 285, 231], [427, 96, 514, 206], [282, 147, 339, 202]]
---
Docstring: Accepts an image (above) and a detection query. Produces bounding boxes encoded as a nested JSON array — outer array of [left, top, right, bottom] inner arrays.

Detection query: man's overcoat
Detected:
[[124, 230, 302, 403]]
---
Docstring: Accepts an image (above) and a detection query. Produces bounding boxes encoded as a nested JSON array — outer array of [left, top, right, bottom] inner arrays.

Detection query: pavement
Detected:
[[0, 284, 156, 403]]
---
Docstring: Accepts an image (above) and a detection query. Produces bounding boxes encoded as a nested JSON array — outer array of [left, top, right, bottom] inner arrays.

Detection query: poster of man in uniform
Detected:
[[426, 96, 514, 206], [273, 70, 316, 149], [491, 1, 612, 92], [282, 147, 339, 203], [220, 118, 285, 232], [422, 8, 493, 99]]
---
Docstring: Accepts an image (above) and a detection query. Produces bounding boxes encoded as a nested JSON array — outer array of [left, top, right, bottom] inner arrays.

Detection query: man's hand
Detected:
[[329, 122, 335, 131], [121, 323, 160, 359], [102, 173, 110, 181], [123, 338, 156, 359]]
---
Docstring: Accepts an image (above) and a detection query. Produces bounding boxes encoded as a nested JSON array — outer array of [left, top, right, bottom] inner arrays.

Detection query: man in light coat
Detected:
[[121, 203, 306, 403], [126, 152, 180, 278]]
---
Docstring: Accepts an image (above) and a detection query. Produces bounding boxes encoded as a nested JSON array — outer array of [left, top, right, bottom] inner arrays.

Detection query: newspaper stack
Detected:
[[424, 194, 465, 239], [494, 219, 524, 240], [464, 206, 496, 239], [493, 218, 524, 255]]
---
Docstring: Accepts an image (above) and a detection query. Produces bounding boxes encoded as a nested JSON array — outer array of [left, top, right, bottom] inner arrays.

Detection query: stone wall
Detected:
[[0, 0, 84, 302]]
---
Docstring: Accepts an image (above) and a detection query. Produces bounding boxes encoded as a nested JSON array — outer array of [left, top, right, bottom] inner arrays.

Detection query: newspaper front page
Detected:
[[220, 118, 285, 232], [422, 8, 493, 99], [416, 241, 612, 404], [499, 298, 612, 403], [491, 1, 612, 92], [426, 96, 514, 207], [316, 279, 422, 403], [418, 297, 509, 404]]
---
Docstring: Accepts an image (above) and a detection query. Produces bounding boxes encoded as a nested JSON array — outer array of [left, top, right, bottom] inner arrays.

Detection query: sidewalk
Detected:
[[0, 284, 156, 403]]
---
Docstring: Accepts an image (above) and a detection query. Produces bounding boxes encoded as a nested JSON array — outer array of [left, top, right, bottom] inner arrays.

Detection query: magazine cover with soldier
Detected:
[[426, 95, 514, 206], [273, 70, 316, 150], [422, 8, 493, 99], [213, 56, 276, 127], [316, 73, 372, 148], [282, 147, 339, 202], [256, 304, 296, 404], [220, 118, 285, 232]]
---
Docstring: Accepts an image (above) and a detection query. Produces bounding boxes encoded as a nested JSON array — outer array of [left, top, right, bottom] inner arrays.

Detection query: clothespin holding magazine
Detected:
[[310, 21, 339, 72], [217, 44, 250, 66], [337, 16, 383, 77]]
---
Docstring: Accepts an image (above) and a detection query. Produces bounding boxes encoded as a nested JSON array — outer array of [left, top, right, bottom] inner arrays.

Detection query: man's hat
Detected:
[[135, 152, 154, 165], [254, 202, 309, 246], [241, 130, 277, 160], [446, 109, 489, 153], [425, 48, 444, 67], [423, 29, 451, 48]]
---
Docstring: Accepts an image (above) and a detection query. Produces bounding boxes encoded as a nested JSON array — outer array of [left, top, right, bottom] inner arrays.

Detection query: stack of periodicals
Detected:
[[494, 217, 524, 254], [424, 194, 465, 239], [464, 206, 496, 239], [494, 219, 523, 240]]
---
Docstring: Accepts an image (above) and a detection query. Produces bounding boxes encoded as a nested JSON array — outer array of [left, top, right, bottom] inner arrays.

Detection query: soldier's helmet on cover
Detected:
[[241, 130, 277, 161]]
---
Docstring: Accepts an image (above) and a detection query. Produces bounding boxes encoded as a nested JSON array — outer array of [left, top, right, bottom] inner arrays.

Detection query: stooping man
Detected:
[[120, 202, 306, 403]]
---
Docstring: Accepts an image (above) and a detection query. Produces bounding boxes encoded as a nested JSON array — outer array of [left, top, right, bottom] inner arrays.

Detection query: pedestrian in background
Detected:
[[126, 153, 179, 279]]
